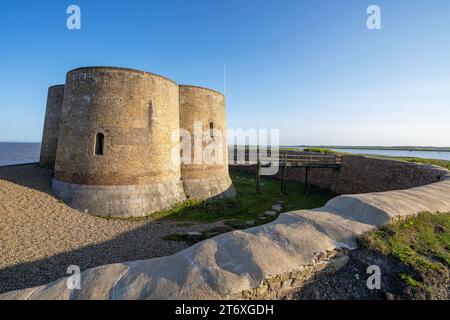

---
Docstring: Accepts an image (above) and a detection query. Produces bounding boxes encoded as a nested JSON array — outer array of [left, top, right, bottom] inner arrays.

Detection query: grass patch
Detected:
[[359, 212, 450, 298], [117, 170, 334, 224], [279, 147, 301, 152], [150, 198, 240, 223], [302, 147, 350, 156], [231, 170, 334, 218], [303, 147, 336, 154], [400, 274, 424, 288]]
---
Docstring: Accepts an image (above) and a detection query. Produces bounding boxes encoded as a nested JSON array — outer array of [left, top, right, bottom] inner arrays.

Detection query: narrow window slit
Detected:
[[209, 122, 214, 138], [95, 133, 104, 155]]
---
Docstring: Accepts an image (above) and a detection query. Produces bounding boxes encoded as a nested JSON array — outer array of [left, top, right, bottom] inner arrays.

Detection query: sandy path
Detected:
[[0, 164, 219, 294]]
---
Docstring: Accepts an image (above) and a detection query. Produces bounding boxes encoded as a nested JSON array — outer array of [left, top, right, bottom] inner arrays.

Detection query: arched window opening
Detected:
[[95, 132, 104, 156], [209, 122, 214, 139]]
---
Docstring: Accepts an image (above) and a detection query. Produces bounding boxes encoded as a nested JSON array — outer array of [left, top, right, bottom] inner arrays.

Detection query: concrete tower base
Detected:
[[52, 179, 186, 218], [182, 176, 237, 200]]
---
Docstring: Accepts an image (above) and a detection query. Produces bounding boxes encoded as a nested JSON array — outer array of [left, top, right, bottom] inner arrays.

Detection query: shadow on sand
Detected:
[[0, 164, 234, 295]]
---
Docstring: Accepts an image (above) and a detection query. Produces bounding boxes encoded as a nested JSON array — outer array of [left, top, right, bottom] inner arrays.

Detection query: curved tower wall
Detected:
[[179, 85, 236, 200], [39, 85, 65, 168], [53, 67, 185, 217]]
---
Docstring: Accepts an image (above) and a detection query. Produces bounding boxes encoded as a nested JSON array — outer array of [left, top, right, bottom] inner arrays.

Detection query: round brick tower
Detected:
[[179, 85, 236, 200], [39, 85, 65, 168], [53, 67, 185, 217]]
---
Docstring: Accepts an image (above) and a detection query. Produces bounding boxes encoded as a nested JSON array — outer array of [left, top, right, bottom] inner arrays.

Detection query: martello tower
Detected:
[[40, 66, 235, 218]]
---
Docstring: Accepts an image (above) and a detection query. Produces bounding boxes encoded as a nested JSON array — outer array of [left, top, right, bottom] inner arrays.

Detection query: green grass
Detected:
[[279, 147, 300, 152], [119, 170, 334, 224], [359, 212, 450, 295], [400, 273, 424, 288], [302, 147, 337, 154], [230, 170, 334, 218], [302, 147, 351, 156], [150, 198, 240, 223]]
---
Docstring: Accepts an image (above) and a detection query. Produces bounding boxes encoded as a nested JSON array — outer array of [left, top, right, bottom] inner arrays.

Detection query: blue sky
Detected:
[[0, 0, 449, 146]]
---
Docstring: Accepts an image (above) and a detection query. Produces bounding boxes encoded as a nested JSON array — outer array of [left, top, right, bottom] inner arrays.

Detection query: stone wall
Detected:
[[181, 176, 236, 200], [52, 179, 186, 218], [332, 155, 444, 194], [230, 155, 446, 195]]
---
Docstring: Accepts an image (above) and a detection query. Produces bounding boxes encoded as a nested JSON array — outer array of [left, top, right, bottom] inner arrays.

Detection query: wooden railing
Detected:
[[229, 151, 343, 168]]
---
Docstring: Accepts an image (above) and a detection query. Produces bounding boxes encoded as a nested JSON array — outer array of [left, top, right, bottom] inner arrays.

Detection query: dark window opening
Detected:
[[209, 122, 214, 138], [95, 133, 104, 155]]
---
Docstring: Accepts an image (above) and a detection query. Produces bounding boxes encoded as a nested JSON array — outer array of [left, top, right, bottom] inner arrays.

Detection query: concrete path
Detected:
[[2, 169, 450, 300]]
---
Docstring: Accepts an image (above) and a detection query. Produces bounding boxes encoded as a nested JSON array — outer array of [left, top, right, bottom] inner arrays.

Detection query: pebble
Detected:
[[272, 204, 283, 212], [265, 210, 277, 217], [187, 232, 202, 236]]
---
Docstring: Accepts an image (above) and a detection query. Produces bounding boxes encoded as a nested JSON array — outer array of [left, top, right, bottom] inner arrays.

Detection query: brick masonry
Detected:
[[54, 67, 181, 186], [39, 85, 65, 168], [40, 66, 235, 217], [179, 85, 236, 200], [332, 155, 444, 194]]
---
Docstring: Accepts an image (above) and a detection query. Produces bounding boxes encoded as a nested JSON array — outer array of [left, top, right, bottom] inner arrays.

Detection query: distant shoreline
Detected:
[[0, 142, 40, 144], [293, 146, 450, 152], [0, 141, 450, 152], [1, 142, 450, 153]]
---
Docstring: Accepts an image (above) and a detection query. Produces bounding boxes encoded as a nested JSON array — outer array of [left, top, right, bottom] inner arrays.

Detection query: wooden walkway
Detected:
[[229, 150, 343, 194], [229, 150, 343, 168]]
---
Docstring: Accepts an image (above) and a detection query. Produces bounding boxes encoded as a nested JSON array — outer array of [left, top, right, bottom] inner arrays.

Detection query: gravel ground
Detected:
[[0, 164, 224, 294]]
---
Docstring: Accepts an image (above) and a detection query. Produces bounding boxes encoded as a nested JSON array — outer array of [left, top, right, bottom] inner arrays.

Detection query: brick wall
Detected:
[[54, 67, 181, 186], [39, 85, 65, 168], [230, 155, 446, 195], [332, 155, 444, 194]]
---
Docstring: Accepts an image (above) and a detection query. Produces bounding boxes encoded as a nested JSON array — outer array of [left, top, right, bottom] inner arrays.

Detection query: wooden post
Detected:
[[305, 167, 309, 195], [245, 145, 249, 164], [281, 158, 287, 194], [256, 158, 261, 194]]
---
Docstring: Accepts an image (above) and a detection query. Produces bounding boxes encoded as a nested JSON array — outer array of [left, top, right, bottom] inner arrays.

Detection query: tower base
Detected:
[[52, 179, 186, 218], [182, 176, 237, 200]]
